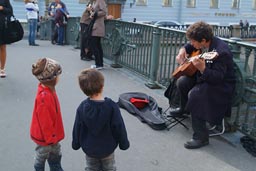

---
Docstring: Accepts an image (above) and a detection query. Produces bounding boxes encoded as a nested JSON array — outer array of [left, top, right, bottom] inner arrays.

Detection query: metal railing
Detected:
[[102, 20, 256, 139], [38, 18, 256, 139]]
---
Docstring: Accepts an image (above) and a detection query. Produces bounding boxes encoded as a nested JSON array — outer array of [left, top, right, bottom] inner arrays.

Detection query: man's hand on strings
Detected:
[[192, 58, 206, 74]]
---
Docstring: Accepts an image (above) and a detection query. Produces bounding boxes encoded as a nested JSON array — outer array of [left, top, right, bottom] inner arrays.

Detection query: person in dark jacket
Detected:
[[0, 0, 13, 77], [72, 68, 130, 171], [47, 0, 69, 44], [170, 21, 235, 149], [54, 3, 67, 45], [80, 1, 93, 61]]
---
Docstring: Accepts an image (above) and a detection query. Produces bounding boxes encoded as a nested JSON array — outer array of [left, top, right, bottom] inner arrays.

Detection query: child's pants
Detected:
[[85, 153, 116, 171], [34, 143, 64, 171]]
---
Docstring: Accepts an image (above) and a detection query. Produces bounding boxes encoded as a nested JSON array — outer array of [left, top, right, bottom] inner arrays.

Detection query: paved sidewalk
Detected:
[[0, 39, 255, 171]]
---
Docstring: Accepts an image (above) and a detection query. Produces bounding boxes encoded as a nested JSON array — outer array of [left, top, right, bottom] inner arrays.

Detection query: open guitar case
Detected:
[[118, 92, 167, 130]]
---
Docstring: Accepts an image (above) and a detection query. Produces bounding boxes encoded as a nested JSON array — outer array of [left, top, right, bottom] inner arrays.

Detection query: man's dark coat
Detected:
[[185, 37, 236, 124]]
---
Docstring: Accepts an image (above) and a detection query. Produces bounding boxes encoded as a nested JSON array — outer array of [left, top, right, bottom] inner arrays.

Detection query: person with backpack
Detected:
[[54, 3, 68, 45], [48, 0, 69, 44]]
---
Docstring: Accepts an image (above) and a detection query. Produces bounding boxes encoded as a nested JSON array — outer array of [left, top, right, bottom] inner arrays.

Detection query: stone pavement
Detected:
[[0, 39, 255, 171]]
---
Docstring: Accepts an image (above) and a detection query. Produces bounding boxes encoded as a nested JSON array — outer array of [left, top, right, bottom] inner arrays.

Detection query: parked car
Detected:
[[154, 20, 182, 28]]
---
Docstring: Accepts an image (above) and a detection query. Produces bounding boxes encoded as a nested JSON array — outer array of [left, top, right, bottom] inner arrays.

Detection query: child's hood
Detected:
[[79, 98, 112, 135]]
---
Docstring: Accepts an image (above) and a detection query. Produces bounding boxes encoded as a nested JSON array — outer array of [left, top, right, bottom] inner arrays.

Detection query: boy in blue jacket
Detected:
[[72, 68, 130, 171]]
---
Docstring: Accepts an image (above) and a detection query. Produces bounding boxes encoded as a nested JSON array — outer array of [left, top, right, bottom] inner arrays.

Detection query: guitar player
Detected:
[[169, 21, 236, 149]]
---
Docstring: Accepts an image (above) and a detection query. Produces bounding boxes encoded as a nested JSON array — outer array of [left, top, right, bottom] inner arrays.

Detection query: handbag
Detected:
[[3, 15, 24, 44]]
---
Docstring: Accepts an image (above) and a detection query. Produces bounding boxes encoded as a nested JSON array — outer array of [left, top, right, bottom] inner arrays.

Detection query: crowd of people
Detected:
[[30, 0, 126, 171]]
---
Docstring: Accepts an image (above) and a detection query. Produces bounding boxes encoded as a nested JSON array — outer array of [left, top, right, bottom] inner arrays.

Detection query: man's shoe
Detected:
[[96, 66, 103, 70], [184, 139, 209, 149], [84, 57, 93, 61], [169, 107, 188, 117], [31, 44, 39, 46]]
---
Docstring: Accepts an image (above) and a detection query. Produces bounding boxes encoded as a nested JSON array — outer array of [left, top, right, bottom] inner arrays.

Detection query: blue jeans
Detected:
[[34, 143, 64, 171], [57, 25, 64, 45], [28, 19, 37, 45], [85, 153, 116, 171]]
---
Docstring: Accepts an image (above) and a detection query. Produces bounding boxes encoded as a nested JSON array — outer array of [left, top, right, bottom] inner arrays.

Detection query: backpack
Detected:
[[164, 78, 180, 108]]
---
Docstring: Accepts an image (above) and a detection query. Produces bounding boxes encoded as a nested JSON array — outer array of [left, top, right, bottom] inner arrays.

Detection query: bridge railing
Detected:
[[38, 18, 256, 138], [102, 20, 256, 139]]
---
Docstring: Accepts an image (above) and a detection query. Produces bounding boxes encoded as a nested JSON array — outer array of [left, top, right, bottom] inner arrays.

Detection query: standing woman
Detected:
[[0, 0, 13, 77], [90, 0, 107, 69], [25, 0, 39, 46], [80, 1, 93, 61]]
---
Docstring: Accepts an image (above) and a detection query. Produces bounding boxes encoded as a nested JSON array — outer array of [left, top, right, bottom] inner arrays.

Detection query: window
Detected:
[[210, 0, 218, 8], [187, 0, 196, 8], [232, 0, 240, 9], [253, 0, 256, 9], [163, 0, 172, 6], [136, 0, 147, 6], [79, 0, 90, 3]]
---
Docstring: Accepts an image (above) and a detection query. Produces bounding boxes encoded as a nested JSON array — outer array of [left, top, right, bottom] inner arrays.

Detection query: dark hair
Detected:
[[78, 69, 104, 97], [186, 21, 213, 42]]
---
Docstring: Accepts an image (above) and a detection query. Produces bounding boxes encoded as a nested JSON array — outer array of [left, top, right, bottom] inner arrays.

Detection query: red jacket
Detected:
[[30, 84, 65, 146]]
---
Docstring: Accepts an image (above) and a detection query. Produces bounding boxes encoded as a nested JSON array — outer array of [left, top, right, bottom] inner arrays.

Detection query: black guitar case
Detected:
[[118, 92, 167, 130]]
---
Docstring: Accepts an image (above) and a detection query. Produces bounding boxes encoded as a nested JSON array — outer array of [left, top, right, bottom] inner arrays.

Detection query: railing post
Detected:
[[229, 37, 242, 60], [145, 27, 161, 89], [251, 110, 256, 137], [231, 25, 241, 37], [253, 49, 256, 75]]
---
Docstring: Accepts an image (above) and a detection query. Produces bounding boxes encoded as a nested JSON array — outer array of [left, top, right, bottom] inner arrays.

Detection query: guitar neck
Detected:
[[188, 52, 218, 61]]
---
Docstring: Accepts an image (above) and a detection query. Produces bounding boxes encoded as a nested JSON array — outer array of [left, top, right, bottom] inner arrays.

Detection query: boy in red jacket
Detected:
[[30, 57, 64, 171]]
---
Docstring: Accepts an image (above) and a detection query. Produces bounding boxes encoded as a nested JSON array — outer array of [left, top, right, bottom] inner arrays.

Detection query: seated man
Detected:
[[170, 21, 236, 149]]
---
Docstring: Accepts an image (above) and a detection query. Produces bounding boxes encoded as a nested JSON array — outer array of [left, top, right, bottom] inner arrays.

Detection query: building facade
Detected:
[[10, 0, 256, 26], [122, 0, 256, 25]]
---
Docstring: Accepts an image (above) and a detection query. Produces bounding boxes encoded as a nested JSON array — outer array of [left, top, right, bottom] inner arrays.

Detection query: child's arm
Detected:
[[72, 109, 81, 150], [111, 103, 130, 150], [37, 104, 58, 145]]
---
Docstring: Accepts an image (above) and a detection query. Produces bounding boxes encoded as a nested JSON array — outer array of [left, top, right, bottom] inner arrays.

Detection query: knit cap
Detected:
[[32, 58, 62, 83]]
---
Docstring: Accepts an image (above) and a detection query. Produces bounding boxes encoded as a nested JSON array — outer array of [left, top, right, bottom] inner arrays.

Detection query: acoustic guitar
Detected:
[[172, 51, 218, 79]]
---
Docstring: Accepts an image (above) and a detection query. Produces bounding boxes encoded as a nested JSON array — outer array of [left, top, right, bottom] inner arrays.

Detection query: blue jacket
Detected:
[[47, 1, 69, 17], [72, 97, 130, 158]]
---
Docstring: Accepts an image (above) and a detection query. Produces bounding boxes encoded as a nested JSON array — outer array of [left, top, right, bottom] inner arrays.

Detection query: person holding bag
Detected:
[[0, 0, 13, 78], [90, 0, 107, 70]]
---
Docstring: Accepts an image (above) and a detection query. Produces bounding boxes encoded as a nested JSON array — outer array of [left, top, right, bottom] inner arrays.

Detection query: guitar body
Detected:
[[172, 62, 197, 78], [172, 51, 218, 79]]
